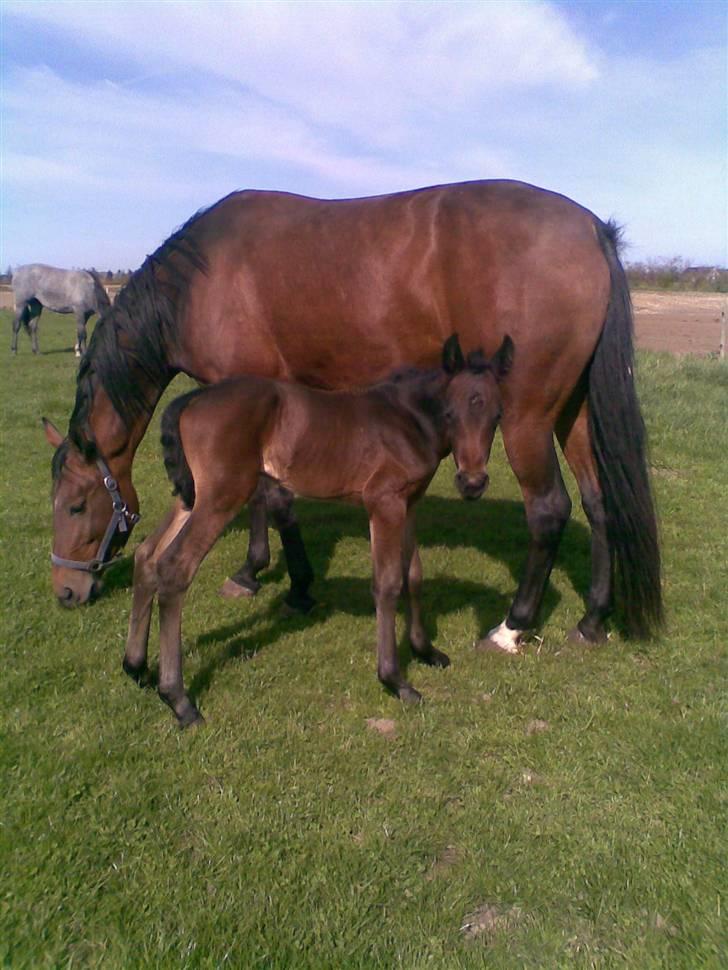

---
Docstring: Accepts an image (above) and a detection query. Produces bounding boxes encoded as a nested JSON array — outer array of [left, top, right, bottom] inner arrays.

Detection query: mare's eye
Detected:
[[443, 408, 455, 423], [69, 501, 86, 516]]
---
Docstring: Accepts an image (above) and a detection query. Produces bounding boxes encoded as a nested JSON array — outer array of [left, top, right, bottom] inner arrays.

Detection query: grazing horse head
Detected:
[[441, 334, 514, 501], [43, 419, 140, 607]]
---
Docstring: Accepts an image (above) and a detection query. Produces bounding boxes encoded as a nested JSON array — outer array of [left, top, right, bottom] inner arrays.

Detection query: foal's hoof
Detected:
[[219, 577, 258, 599], [397, 684, 423, 704], [122, 656, 149, 685], [567, 625, 608, 646]]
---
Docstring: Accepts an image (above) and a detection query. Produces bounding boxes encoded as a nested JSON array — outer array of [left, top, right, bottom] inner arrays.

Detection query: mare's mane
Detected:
[[64, 202, 222, 464]]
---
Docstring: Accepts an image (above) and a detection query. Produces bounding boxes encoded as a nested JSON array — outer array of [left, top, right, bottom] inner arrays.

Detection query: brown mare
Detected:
[[123, 336, 512, 725], [45, 180, 662, 649]]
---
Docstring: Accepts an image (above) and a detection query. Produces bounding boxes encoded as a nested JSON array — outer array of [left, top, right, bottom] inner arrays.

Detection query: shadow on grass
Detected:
[[102, 492, 591, 606], [184, 494, 590, 704], [39, 346, 79, 356], [219, 493, 591, 614]]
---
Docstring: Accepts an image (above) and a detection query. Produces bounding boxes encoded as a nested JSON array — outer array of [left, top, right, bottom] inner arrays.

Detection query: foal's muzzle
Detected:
[[455, 470, 489, 501]]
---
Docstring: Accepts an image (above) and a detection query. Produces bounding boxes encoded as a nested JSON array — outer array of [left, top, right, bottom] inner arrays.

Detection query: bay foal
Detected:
[[124, 335, 513, 726]]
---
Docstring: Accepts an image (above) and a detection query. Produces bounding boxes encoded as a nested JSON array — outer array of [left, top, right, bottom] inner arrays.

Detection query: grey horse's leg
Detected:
[[27, 300, 42, 354], [74, 310, 90, 357], [11, 303, 28, 354]]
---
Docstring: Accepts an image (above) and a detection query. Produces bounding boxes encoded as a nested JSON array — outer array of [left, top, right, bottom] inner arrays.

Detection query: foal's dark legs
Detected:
[[155, 492, 253, 727], [368, 496, 421, 703], [124, 504, 188, 682], [557, 400, 612, 643], [479, 422, 571, 652], [402, 510, 450, 669]]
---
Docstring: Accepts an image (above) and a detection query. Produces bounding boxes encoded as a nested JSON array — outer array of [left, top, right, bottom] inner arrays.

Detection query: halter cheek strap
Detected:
[[50, 456, 140, 574]]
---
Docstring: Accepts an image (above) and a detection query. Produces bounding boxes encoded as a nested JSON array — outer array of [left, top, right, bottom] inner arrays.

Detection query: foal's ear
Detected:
[[42, 417, 64, 449], [442, 333, 466, 374], [491, 335, 514, 381]]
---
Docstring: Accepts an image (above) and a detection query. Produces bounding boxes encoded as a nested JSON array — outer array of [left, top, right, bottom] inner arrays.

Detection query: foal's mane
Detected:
[[65, 206, 215, 463]]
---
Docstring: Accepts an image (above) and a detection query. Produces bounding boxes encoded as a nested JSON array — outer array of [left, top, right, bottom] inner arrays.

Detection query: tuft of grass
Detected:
[[1, 313, 726, 969]]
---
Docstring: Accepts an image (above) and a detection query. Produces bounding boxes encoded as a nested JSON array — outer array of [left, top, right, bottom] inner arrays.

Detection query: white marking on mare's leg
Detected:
[[486, 619, 522, 654]]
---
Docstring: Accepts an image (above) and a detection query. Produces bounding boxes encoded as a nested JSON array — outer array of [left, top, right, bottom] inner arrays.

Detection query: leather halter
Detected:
[[50, 455, 140, 574]]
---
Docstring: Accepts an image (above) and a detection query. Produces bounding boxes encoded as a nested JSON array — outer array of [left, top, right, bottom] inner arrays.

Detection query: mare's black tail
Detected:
[[160, 389, 204, 509], [590, 219, 663, 638]]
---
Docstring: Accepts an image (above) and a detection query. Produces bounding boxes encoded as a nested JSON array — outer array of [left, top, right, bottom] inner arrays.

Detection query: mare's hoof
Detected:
[[122, 656, 149, 685], [567, 625, 608, 646], [398, 684, 422, 704], [419, 647, 450, 668], [281, 593, 317, 617], [178, 708, 205, 730], [474, 637, 520, 655], [219, 577, 258, 599]]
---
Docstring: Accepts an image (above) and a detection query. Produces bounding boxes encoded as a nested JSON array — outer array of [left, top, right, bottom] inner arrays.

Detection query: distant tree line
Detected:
[[2, 262, 725, 293], [625, 258, 727, 293], [0, 267, 133, 286]]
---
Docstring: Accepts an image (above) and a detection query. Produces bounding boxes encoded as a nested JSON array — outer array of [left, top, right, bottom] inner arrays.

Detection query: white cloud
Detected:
[[1, 1, 724, 266], [4, 1, 598, 147]]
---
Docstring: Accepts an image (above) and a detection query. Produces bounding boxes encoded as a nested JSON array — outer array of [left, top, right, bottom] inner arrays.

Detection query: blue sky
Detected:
[[1, 0, 726, 270]]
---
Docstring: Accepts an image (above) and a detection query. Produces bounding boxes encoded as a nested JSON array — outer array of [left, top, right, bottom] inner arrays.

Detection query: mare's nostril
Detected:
[[58, 587, 75, 606]]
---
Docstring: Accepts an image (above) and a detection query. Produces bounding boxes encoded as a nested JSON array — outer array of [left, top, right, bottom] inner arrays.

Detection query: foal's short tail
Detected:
[[160, 390, 203, 509], [589, 219, 663, 638]]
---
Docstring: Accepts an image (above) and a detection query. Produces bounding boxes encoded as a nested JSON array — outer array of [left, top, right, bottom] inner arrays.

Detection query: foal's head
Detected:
[[442, 334, 513, 500]]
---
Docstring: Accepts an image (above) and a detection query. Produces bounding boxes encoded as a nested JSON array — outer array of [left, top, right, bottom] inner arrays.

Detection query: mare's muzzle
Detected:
[[455, 470, 489, 501]]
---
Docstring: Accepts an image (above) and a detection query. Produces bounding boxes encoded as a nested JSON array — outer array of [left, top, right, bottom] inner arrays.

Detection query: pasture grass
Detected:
[[1, 313, 726, 969]]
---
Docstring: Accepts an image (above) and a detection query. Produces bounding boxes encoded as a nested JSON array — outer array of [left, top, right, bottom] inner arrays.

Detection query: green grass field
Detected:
[[1, 312, 725, 969]]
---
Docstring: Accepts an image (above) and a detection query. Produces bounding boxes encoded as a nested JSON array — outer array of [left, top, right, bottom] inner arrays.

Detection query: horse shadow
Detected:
[[183, 494, 591, 704]]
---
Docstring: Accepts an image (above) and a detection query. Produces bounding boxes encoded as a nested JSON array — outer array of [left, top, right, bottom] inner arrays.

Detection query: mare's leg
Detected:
[[123, 503, 189, 682], [156, 486, 255, 727], [557, 399, 612, 643], [479, 421, 571, 652], [368, 496, 421, 702], [222, 480, 315, 613], [402, 509, 449, 668], [266, 482, 315, 613], [222, 479, 270, 597]]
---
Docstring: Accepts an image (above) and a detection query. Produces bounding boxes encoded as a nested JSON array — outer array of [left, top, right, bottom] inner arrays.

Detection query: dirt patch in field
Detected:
[[632, 291, 725, 356]]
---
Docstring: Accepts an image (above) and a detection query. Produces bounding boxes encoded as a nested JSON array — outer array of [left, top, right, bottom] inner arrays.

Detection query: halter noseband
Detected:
[[50, 455, 140, 574]]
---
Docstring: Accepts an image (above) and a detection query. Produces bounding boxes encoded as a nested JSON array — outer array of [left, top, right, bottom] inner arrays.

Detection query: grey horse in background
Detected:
[[11, 264, 111, 356]]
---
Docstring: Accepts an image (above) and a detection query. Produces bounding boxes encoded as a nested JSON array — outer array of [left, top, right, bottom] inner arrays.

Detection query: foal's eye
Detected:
[[469, 394, 484, 410], [443, 408, 455, 423], [69, 501, 86, 516]]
